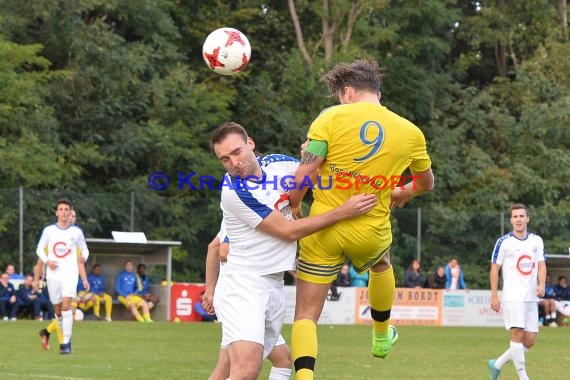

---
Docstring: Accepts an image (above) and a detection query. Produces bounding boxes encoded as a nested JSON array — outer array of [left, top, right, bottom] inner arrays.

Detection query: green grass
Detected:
[[1, 321, 569, 379]]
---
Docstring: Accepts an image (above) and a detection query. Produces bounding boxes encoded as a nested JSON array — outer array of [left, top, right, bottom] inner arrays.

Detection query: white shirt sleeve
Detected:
[[221, 188, 272, 229], [36, 228, 48, 264]]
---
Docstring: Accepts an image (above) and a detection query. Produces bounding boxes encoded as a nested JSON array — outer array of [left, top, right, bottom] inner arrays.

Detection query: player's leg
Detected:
[[90, 293, 101, 319], [226, 341, 264, 380], [138, 298, 153, 322], [60, 296, 74, 353], [209, 347, 231, 380], [547, 299, 558, 326], [368, 251, 398, 358], [267, 337, 291, 380], [103, 293, 113, 321]]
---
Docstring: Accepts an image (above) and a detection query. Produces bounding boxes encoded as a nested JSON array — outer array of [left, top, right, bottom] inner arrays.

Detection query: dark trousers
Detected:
[[0, 299, 20, 318], [19, 299, 41, 318]]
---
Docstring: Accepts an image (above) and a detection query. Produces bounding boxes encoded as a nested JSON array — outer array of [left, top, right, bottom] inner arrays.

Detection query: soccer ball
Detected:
[[202, 27, 251, 75], [74, 309, 84, 321]]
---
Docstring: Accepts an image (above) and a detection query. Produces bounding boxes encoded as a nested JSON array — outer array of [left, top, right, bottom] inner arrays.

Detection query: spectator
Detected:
[[5, 264, 24, 280], [445, 257, 467, 290], [0, 272, 19, 320], [539, 274, 558, 327], [336, 264, 351, 287], [195, 290, 216, 322], [404, 259, 424, 288], [136, 264, 159, 310], [37, 276, 55, 320], [425, 265, 447, 289], [17, 274, 42, 320], [554, 275, 570, 321], [115, 260, 152, 323], [85, 264, 113, 322], [349, 264, 369, 287]]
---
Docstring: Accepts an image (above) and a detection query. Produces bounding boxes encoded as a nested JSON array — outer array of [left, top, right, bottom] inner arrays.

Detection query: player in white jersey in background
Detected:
[[488, 203, 546, 380], [210, 122, 377, 380], [204, 225, 291, 380], [34, 199, 90, 355]]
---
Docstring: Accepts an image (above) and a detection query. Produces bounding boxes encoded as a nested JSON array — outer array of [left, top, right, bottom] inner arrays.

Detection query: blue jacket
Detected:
[[445, 265, 467, 289], [17, 284, 38, 304], [0, 282, 17, 302], [349, 266, 369, 287], [115, 271, 137, 297], [554, 285, 570, 301], [88, 273, 106, 294], [136, 274, 150, 295], [544, 283, 557, 299]]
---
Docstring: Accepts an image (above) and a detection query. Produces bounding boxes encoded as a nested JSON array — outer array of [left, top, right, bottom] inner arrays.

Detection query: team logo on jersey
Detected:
[[516, 254, 534, 275], [53, 241, 72, 258]]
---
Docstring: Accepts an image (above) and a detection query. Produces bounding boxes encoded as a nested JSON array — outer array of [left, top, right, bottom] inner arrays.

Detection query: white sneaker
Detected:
[[104, 317, 112, 322], [10, 317, 17, 321], [549, 321, 558, 327], [2, 317, 8, 321]]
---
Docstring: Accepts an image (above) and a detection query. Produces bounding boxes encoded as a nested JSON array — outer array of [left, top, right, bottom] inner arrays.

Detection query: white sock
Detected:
[[269, 366, 291, 380], [550, 312, 557, 320], [510, 341, 529, 380], [62, 310, 73, 344], [495, 348, 511, 369]]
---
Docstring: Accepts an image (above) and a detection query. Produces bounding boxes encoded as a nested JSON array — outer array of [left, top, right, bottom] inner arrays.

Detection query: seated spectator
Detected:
[[445, 257, 467, 290], [404, 259, 424, 288], [539, 274, 558, 327], [17, 274, 41, 320], [195, 290, 216, 322], [424, 265, 446, 289], [136, 264, 159, 310], [554, 275, 570, 321], [0, 273, 19, 320], [115, 260, 152, 323], [336, 264, 351, 287], [349, 264, 369, 287], [86, 264, 113, 322], [5, 264, 24, 280]]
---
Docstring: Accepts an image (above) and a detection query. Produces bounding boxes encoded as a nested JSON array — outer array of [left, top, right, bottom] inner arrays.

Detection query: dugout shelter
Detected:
[[85, 236, 181, 321]]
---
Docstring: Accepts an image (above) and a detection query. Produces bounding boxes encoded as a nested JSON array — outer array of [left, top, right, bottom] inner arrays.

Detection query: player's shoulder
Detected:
[[259, 154, 299, 167]]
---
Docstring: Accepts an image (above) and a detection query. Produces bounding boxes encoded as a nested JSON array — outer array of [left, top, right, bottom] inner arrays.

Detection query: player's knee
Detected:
[[234, 361, 262, 380], [269, 346, 291, 368], [370, 253, 391, 272]]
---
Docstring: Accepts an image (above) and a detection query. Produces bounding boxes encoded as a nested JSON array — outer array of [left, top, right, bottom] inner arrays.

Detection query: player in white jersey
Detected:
[[210, 122, 377, 379], [204, 226, 291, 380], [488, 204, 546, 380], [33, 199, 90, 355]]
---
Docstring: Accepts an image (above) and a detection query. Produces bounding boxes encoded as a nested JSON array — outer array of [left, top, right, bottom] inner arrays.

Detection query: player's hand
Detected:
[[490, 294, 500, 313], [83, 280, 90, 293], [390, 187, 414, 209], [46, 260, 58, 270], [32, 280, 40, 293], [342, 193, 377, 217], [536, 284, 545, 298], [202, 289, 215, 315]]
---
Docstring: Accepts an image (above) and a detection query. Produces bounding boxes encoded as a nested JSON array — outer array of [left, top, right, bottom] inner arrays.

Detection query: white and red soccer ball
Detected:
[[202, 27, 251, 76]]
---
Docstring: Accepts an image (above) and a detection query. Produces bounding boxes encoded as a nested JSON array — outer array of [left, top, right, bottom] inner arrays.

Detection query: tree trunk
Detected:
[[287, 0, 313, 67], [558, 0, 568, 41], [341, 3, 363, 50], [322, 0, 335, 63]]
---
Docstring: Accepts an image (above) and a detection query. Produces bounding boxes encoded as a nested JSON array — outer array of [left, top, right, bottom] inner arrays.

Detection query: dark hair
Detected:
[[55, 198, 72, 211], [559, 275, 567, 282], [138, 263, 146, 270], [322, 58, 384, 98], [210, 122, 248, 150], [510, 203, 529, 217], [92, 263, 101, 269]]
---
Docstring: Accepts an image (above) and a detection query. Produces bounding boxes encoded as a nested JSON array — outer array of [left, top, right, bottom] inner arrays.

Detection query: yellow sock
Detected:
[[93, 297, 101, 318], [368, 267, 395, 334], [46, 319, 63, 344], [135, 313, 145, 322], [144, 313, 152, 322], [104, 294, 113, 319], [292, 319, 317, 380]]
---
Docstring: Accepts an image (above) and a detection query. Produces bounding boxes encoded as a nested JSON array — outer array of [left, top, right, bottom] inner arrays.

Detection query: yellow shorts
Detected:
[[298, 218, 391, 284], [118, 295, 144, 307]]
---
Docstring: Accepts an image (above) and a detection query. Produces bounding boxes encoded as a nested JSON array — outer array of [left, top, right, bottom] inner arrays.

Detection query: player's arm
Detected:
[[76, 229, 90, 262], [537, 261, 546, 297], [33, 259, 44, 292], [203, 235, 221, 314], [257, 193, 376, 242], [490, 263, 501, 312], [78, 259, 90, 293], [36, 229, 57, 270], [390, 167, 434, 209], [289, 139, 326, 210]]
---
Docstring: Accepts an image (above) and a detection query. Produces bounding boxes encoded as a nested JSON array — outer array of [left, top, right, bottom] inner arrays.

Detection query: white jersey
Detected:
[[491, 232, 545, 302], [36, 224, 89, 281], [220, 154, 299, 275]]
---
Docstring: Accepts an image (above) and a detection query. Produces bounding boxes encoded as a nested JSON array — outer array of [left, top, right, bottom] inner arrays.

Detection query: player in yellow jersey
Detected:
[[289, 58, 435, 379]]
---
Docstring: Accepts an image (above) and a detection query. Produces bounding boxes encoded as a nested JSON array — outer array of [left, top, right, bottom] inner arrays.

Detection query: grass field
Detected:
[[1, 321, 569, 379]]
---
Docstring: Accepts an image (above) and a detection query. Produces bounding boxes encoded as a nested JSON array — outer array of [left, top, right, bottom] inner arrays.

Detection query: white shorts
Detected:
[[502, 301, 539, 333], [47, 277, 78, 305], [214, 272, 286, 359], [555, 300, 570, 316]]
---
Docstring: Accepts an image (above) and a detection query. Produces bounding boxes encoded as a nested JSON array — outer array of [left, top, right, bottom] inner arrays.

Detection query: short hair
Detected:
[[137, 263, 146, 270], [210, 122, 248, 149], [92, 263, 101, 269], [124, 259, 133, 265], [322, 58, 384, 98], [55, 198, 72, 211], [510, 203, 529, 217], [559, 275, 567, 282]]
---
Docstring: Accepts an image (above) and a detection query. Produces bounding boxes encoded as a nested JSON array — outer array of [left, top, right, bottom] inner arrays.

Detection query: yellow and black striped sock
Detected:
[[292, 319, 317, 380]]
